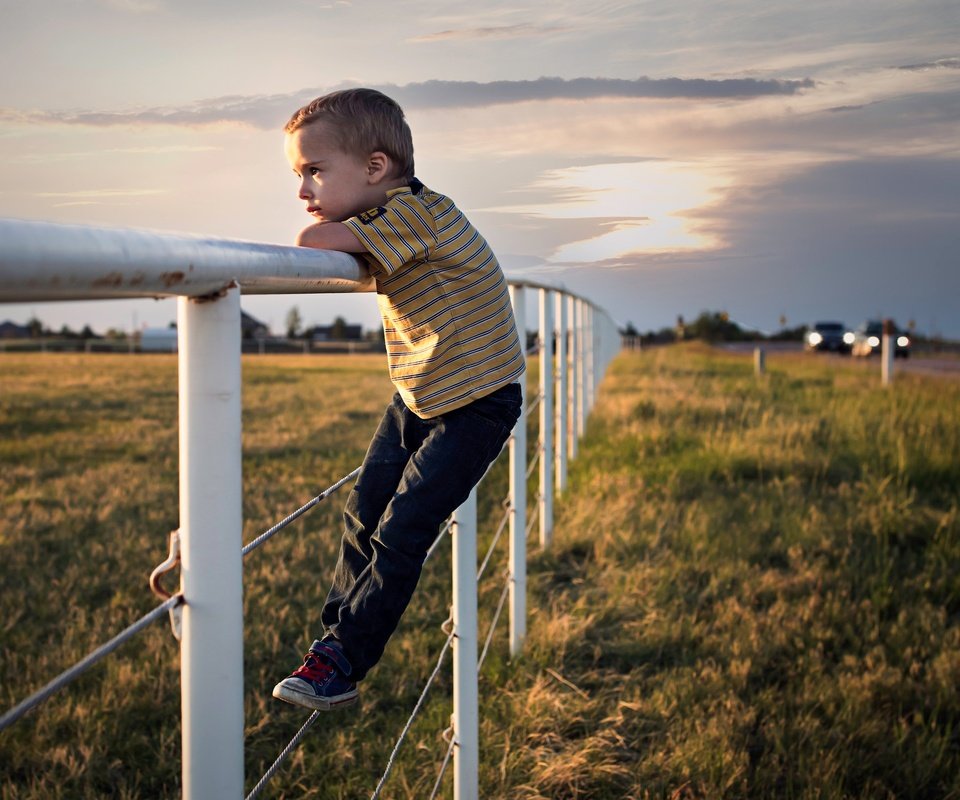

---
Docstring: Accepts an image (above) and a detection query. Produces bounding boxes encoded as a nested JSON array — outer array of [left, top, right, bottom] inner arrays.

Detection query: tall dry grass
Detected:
[[2, 346, 959, 798], [479, 345, 960, 799]]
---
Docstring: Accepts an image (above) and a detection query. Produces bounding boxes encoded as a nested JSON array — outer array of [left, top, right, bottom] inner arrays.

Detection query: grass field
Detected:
[[1, 345, 959, 799]]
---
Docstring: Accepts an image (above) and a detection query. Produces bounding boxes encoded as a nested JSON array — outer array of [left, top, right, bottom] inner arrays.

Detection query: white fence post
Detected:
[[882, 319, 895, 387], [754, 346, 766, 376], [576, 300, 587, 440], [538, 289, 554, 549], [570, 299, 581, 453], [451, 488, 479, 800], [508, 284, 527, 656], [554, 292, 568, 495], [586, 304, 596, 413], [177, 288, 245, 800]]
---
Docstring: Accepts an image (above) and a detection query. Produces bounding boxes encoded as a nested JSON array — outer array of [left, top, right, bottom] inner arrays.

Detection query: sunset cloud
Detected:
[[34, 189, 166, 198], [895, 57, 960, 72], [97, 0, 160, 12], [0, 0, 957, 338], [0, 75, 816, 131], [409, 23, 571, 42]]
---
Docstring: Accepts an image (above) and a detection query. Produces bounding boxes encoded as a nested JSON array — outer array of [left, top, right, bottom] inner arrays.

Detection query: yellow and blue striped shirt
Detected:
[[344, 180, 525, 418]]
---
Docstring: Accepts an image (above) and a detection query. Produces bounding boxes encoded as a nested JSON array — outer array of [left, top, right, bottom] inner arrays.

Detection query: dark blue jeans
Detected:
[[320, 382, 523, 680]]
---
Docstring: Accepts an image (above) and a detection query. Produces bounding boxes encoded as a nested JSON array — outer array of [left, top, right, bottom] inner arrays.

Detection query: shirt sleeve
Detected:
[[342, 194, 438, 276]]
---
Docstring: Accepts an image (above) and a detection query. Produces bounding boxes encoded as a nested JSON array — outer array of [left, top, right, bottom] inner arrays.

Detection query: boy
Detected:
[[272, 88, 525, 710]]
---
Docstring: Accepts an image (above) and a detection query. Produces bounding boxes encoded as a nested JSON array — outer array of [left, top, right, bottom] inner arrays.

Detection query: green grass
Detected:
[[2, 346, 959, 798]]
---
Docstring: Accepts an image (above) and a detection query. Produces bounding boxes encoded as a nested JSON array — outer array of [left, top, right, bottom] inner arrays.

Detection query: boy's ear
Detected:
[[366, 151, 392, 183]]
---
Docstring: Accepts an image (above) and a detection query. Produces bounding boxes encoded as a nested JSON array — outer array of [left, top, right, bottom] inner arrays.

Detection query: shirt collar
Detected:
[[385, 178, 423, 200]]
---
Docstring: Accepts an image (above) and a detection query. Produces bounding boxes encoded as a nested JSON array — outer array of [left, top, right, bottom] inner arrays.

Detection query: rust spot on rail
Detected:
[[91, 272, 124, 288], [160, 271, 186, 287]]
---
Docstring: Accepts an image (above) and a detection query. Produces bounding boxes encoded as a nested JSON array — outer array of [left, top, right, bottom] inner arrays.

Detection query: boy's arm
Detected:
[[296, 222, 366, 253]]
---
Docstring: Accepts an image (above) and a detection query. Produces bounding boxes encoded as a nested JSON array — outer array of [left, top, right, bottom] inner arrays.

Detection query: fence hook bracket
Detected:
[[149, 529, 183, 641]]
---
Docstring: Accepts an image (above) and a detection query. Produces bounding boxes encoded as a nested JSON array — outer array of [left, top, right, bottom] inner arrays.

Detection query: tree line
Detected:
[[620, 310, 807, 345]]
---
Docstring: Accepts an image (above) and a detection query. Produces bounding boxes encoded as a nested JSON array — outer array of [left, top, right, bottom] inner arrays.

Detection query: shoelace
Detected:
[[293, 653, 334, 683]]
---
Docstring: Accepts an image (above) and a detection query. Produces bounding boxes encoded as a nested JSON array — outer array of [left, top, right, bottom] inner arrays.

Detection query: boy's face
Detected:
[[285, 121, 384, 223]]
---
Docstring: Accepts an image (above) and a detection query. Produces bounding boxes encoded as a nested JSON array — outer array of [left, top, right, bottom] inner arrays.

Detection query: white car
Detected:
[[850, 320, 911, 358]]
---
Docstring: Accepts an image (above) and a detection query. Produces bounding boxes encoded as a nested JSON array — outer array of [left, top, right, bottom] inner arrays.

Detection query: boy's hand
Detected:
[[296, 222, 366, 253]]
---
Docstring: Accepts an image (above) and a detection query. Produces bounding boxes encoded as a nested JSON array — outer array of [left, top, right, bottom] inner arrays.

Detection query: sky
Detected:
[[1, 0, 958, 338]]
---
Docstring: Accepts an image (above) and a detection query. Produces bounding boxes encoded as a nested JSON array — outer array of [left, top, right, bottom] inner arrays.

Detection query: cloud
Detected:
[[12, 145, 221, 163], [409, 23, 572, 42], [895, 57, 960, 72], [97, 0, 160, 11], [32, 188, 166, 209], [33, 189, 166, 208], [825, 103, 873, 113], [524, 156, 960, 336], [389, 76, 816, 106], [0, 75, 816, 131], [34, 189, 166, 198], [473, 160, 733, 267]]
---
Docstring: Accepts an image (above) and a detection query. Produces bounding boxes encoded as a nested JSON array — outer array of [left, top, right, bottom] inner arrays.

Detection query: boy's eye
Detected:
[[309, 167, 322, 177]]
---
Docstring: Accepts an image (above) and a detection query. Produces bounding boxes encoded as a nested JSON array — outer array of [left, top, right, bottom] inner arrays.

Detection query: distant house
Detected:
[[0, 321, 30, 339], [241, 311, 269, 340], [140, 311, 267, 351], [311, 323, 363, 342], [140, 327, 178, 352]]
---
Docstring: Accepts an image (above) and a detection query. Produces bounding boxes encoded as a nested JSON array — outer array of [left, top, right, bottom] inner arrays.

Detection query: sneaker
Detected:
[[272, 640, 359, 711]]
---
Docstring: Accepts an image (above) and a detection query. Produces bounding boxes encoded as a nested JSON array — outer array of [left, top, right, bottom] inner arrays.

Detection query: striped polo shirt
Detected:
[[343, 180, 525, 419]]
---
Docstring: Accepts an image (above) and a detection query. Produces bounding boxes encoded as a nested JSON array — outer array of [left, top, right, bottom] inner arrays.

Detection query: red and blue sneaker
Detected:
[[272, 640, 358, 711]]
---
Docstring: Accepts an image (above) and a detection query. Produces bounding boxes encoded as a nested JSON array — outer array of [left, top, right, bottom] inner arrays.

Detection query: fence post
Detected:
[[572, 299, 583, 444], [566, 295, 577, 461], [754, 346, 766, 376], [577, 300, 588, 439], [586, 305, 596, 413], [554, 292, 568, 495], [451, 488, 479, 800], [882, 319, 895, 387], [508, 284, 527, 656], [538, 288, 554, 549], [177, 287, 245, 800]]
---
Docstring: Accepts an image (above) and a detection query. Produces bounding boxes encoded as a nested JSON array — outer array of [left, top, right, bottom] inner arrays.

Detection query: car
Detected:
[[805, 321, 850, 353], [850, 320, 911, 358]]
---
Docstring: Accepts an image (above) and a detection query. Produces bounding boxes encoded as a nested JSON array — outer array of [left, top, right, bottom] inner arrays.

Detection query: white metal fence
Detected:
[[0, 217, 620, 799]]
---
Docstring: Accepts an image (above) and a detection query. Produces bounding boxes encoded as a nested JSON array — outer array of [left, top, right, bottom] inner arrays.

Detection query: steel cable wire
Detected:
[[526, 511, 538, 540], [477, 574, 511, 671], [428, 735, 457, 800], [0, 594, 183, 732], [1, 468, 360, 734], [423, 518, 454, 564], [2, 389, 531, 765], [245, 710, 321, 800], [476, 503, 511, 582], [248, 364, 585, 795], [424, 571, 511, 799], [248, 473, 457, 797], [242, 467, 361, 556], [525, 391, 543, 418], [369, 623, 456, 800], [526, 448, 541, 480]]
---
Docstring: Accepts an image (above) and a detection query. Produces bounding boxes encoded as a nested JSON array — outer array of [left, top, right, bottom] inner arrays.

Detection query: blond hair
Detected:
[[285, 88, 415, 181]]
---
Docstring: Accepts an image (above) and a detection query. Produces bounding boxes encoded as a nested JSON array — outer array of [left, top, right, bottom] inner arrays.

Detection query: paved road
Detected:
[[716, 342, 960, 378], [898, 357, 960, 379]]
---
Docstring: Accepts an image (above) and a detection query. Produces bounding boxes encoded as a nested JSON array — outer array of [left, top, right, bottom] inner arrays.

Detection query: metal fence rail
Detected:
[[0, 217, 620, 799]]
